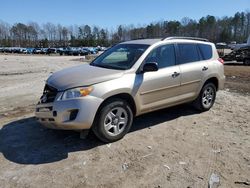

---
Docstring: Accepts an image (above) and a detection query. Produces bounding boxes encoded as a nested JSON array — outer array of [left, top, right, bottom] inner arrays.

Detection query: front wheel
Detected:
[[193, 83, 216, 111], [92, 99, 133, 143]]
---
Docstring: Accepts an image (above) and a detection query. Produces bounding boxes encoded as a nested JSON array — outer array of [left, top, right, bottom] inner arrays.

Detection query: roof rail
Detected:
[[162, 36, 209, 42]]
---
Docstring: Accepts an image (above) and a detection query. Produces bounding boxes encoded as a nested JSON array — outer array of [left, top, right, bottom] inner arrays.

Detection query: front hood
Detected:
[[47, 64, 124, 91]]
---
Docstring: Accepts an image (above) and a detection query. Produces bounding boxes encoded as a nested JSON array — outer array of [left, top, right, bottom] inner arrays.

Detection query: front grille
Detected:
[[40, 84, 58, 103]]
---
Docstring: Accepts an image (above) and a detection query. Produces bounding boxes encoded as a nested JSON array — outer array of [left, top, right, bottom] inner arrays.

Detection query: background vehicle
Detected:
[[58, 47, 75, 55], [35, 37, 225, 142], [12, 47, 25, 53], [235, 46, 250, 65], [33, 48, 42, 54], [222, 45, 250, 65], [79, 48, 89, 55], [47, 48, 57, 54], [58, 47, 91, 56], [88, 47, 98, 54], [26, 48, 35, 54], [216, 42, 231, 57]]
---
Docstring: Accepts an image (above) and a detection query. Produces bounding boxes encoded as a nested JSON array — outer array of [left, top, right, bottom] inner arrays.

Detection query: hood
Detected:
[[47, 64, 124, 91]]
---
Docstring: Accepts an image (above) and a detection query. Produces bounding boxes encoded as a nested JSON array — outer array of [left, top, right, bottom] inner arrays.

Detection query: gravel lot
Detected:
[[0, 55, 249, 188]]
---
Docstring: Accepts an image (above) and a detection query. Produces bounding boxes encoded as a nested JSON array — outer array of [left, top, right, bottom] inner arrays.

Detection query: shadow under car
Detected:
[[0, 104, 199, 165]]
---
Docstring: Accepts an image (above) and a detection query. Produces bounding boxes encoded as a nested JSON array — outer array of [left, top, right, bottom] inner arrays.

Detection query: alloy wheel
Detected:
[[202, 86, 215, 108], [104, 107, 128, 136]]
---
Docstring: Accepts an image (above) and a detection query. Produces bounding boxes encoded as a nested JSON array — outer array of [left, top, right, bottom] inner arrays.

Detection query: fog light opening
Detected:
[[69, 110, 79, 121], [53, 111, 57, 117]]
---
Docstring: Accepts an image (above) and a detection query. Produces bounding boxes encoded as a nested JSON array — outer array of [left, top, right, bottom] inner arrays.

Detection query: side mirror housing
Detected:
[[142, 62, 159, 73]]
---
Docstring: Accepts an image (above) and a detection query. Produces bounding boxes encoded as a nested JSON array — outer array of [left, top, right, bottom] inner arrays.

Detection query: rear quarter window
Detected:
[[198, 44, 213, 60], [178, 43, 200, 64]]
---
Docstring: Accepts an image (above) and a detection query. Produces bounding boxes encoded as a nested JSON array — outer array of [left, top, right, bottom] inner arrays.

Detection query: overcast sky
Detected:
[[0, 0, 249, 28]]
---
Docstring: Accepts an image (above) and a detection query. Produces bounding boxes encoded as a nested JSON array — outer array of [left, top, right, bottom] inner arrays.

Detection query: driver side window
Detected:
[[145, 44, 176, 69]]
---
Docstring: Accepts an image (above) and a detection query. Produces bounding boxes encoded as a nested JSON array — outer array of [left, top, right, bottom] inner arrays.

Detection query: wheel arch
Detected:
[[204, 77, 219, 91], [96, 93, 137, 117]]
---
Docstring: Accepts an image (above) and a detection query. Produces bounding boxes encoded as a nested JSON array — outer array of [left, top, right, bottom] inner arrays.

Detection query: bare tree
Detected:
[[1, 10, 250, 48]]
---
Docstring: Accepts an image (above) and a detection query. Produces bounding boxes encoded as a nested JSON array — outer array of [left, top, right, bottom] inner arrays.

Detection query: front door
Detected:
[[137, 44, 182, 113]]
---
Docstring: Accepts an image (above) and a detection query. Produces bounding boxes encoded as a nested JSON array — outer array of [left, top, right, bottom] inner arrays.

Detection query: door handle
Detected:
[[172, 72, 180, 78], [202, 66, 208, 71]]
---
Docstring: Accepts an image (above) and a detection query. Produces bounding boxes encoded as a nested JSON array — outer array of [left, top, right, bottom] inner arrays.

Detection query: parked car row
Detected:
[[0, 46, 107, 56], [57, 47, 101, 56], [0, 47, 54, 54]]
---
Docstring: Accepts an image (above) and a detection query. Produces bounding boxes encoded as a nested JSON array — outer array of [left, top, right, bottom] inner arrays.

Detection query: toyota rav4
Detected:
[[36, 37, 225, 142]]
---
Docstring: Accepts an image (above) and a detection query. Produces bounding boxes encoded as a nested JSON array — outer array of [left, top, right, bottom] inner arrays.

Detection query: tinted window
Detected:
[[198, 44, 212, 60], [178, 43, 200, 64], [145, 44, 176, 69]]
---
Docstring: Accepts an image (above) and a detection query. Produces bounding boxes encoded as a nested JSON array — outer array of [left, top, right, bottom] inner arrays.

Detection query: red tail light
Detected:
[[218, 58, 224, 64]]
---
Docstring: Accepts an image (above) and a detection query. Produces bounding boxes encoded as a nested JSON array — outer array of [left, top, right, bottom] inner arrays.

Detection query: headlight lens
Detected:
[[61, 86, 93, 100]]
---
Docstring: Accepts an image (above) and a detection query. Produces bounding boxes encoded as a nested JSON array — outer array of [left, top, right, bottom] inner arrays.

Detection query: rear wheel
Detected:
[[193, 83, 216, 111], [92, 99, 133, 143], [243, 59, 250, 66]]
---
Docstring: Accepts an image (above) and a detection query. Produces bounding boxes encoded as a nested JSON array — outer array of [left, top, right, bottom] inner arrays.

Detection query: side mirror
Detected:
[[142, 62, 159, 73]]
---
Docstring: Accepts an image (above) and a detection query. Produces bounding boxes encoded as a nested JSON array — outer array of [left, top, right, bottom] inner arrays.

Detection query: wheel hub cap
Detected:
[[113, 117, 119, 125], [202, 86, 214, 108], [104, 107, 128, 136]]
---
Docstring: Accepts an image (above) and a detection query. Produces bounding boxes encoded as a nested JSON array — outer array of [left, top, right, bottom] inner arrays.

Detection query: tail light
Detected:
[[218, 58, 224, 64]]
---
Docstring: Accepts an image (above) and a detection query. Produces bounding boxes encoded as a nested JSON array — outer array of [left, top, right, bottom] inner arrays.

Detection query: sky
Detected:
[[0, 0, 249, 29]]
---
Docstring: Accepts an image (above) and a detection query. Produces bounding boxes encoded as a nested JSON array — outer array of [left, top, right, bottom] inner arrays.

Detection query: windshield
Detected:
[[90, 44, 149, 70]]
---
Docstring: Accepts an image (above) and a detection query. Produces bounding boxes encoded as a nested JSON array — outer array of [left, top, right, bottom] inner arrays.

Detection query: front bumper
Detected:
[[35, 96, 103, 130]]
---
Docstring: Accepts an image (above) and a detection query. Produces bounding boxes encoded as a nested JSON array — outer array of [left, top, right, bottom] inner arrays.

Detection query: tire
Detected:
[[243, 59, 250, 66], [193, 83, 216, 112], [92, 98, 133, 143]]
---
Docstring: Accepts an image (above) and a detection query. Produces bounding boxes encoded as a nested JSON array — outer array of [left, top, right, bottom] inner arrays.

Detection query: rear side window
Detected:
[[178, 43, 200, 64], [198, 44, 212, 60]]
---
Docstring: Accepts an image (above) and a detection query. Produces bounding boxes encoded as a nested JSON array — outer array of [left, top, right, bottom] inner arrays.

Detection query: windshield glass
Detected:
[[90, 44, 149, 70]]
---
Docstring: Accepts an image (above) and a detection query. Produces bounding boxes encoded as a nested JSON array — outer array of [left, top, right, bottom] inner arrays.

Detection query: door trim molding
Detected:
[[140, 84, 180, 95], [181, 79, 201, 86]]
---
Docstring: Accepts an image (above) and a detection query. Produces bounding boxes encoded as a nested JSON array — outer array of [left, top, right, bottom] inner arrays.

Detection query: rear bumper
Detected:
[[35, 96, 103, 130]]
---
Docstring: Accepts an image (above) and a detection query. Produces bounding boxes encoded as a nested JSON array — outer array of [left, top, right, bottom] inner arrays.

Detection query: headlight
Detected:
[[60, 86, 93, 100]]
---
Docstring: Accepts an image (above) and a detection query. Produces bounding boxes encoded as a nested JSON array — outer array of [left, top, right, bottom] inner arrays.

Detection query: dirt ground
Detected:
[[0, 55, 249, 188], [224, 61, 250, 94]]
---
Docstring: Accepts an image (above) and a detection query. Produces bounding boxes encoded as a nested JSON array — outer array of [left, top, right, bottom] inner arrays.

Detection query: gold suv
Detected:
[[36, 37, 225, 142]]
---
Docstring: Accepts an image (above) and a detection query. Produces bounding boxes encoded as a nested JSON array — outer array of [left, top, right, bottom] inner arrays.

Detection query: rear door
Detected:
[[176, 43, 209, 99]]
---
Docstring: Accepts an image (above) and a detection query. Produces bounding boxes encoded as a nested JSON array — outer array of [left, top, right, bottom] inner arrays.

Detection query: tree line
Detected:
[[0, 11, 249, 48]]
